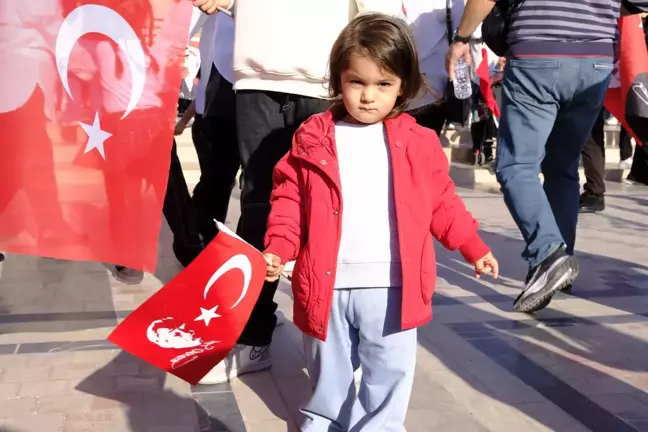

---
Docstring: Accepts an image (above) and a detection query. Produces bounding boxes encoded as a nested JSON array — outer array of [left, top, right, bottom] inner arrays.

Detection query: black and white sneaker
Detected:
[[514, 247, 579, 313]]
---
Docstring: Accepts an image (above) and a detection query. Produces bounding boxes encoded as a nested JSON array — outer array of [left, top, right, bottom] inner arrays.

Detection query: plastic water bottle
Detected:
[[453, 57, 473, 100]]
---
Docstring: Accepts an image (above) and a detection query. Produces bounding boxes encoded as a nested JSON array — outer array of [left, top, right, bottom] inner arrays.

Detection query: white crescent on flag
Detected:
[[55, 4, 146, 119]]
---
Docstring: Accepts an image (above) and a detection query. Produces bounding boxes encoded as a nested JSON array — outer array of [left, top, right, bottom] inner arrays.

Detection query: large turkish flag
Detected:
[[0, 0, 192, 271], [605, 15, 648, 146], [108, 224, 268, 385]]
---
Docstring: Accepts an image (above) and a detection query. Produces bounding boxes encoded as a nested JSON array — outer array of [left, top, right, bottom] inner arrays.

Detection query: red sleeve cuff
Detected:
[[459, 232, 490, 264], [264, 237, 296, 264]]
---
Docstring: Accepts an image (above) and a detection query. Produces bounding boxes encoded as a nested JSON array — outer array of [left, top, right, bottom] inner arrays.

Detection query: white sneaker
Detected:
[[619, 158, 633, 170], [354, 367, 363, 385], [623, 178, 641, 186], [198, 344, 272, 385]]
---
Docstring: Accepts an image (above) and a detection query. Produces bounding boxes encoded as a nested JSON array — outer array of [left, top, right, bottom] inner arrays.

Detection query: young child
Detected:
[[263, 13, 499, 431]]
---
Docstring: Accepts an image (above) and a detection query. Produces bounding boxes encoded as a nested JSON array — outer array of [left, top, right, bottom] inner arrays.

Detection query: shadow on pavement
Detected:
[[75, 350, 242, 431], [420, 228, 648, 431]]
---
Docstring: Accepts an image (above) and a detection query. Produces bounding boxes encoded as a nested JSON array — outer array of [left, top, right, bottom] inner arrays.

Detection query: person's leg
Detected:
[[580, 109, 606, 212], [619, 126, 634, 163], [348, 288, 416, 432], [544, 58, 612, 255], [236, 91, 328, 348], [627, 142, 648, 185], [512, 58, 612, 312], [163, 139, 204, 267], [234, 91, 292, 348], [201, 74, 240, 226], [495, 58, 562, 267], [301, 290, 359, 432]]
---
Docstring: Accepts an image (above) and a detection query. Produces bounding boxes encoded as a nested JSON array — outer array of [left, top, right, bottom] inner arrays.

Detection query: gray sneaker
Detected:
[[514, 247, 579, 313]]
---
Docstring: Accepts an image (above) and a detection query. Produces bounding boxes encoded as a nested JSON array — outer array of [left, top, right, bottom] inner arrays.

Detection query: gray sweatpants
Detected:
[[301, 288, 417, 432]]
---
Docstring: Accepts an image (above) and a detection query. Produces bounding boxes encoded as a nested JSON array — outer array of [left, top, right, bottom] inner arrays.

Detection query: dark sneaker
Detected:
[[114, 265, 144, 285], [514, 248, 579, 313], [0, 252, 4, 262], [579, 193, 605, 213]]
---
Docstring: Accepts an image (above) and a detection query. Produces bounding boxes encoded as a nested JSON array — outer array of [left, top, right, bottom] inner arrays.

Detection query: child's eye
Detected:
[[350, 80, 362, 85], [379, 82, 391, 87]]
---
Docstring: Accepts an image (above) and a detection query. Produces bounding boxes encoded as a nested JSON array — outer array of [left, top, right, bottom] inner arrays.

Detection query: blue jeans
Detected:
[[495, 57, 613, 267]]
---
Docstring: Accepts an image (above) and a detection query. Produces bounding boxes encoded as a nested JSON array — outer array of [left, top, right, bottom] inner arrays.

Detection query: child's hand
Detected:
[[474, 251, 499, 279], [263, 252, 284, 282]]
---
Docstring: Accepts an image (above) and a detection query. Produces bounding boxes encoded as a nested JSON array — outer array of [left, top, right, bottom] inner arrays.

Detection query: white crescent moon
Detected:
[[203, 254, 252, 310], [55, 4, 146, 119]]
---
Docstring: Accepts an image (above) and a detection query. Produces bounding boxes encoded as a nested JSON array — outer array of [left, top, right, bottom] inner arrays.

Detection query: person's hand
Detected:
[[192, 0, 231, 14], [497, 56, 507, 70], [445, 41, 471, 81], [174, 120, 187, 136], [263, 252, 284, 282], [474, 251, 499, 279]]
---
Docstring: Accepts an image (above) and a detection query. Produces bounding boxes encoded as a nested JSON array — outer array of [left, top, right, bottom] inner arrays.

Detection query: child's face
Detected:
[[340, 54, 402, 124]]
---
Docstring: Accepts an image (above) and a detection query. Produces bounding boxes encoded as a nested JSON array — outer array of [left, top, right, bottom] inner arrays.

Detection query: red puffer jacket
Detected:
[[264, 111, 490, 341]]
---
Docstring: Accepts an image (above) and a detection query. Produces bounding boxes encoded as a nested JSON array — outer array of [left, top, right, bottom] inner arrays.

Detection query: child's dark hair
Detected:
[[328, 13, 424, 120]]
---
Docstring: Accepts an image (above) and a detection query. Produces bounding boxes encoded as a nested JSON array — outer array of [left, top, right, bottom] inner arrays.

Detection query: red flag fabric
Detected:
[[605, 15, 648, 146], [0, 0, 192, 271], [108, 224, 267, 385], [476, 48, 501, 119]]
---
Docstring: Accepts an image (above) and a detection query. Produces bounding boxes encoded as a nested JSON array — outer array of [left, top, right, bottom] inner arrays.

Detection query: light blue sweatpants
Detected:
[[301, 288, 417, 432]]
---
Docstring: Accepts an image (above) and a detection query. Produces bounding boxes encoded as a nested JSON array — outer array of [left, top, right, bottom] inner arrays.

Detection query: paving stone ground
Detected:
[[1, 131, 647, 431]]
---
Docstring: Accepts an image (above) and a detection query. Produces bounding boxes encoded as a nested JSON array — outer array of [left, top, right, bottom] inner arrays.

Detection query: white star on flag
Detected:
[[194, 305, 221, 326], [80, 112, 112, 159]]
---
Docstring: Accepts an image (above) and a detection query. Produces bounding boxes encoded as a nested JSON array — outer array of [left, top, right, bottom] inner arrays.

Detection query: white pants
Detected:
[[301, 288, 417, 432]]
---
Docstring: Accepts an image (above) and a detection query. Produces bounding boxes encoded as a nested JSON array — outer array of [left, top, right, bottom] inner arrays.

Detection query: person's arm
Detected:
[[445, 0, 496, 80], [456, 0, 496, 39], [264, 152, 306, 264], [424, 129, 491, 263], [192, 0, 234, 15]]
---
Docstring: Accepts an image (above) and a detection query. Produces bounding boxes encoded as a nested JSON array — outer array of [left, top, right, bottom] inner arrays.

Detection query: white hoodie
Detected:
[[403, 0, 464, 109], [231, 0, 404, 99]]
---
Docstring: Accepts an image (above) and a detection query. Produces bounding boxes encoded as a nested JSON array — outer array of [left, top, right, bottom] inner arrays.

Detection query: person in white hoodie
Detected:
[[193, 0, 403, 384], [402, 0, 464, 133]]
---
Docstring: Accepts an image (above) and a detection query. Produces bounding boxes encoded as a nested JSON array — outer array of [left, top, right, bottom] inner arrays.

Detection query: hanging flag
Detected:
[[474, 47, 501, 120], [605, 15, 648, 146], [0, 0, 192, 271], [108, 223, 268, 385]]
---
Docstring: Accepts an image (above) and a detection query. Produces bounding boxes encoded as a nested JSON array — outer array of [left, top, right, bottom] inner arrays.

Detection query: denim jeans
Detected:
[[495, 57, 613, 267]]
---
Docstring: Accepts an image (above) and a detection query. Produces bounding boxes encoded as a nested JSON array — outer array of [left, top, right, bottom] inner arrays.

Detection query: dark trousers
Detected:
[[163, 140, 203, 266], [619, 127, 634, 161], [236, 90, 328, 346], [628, 143, 648, 185], [410, 103, 447, 135], [582, 112, 636, 197], [192, 66, 240, 245], [582, 110, 606, 197]]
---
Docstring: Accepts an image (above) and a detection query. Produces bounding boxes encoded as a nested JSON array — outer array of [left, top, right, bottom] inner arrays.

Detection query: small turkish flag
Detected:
[[0, 0, 192, 271], [605, 15, 648, 146], [108, 223, 268, 385]]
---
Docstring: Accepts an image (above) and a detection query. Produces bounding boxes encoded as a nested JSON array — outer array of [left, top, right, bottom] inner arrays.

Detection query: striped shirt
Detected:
[[507, 0, 641, 56]]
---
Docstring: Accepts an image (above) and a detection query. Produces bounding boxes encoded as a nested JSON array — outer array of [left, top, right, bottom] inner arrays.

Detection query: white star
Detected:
[[79, 112, 112, 159], [194, 305, 221, 326]]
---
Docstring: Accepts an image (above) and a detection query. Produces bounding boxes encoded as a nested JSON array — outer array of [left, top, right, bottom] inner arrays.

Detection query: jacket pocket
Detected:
[[292, 246, 312, 312], [420, 237, 435, 305]]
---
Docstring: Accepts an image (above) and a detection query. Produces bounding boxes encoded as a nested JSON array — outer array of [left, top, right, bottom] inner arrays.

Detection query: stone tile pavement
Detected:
[[1, 142, 648, 432]]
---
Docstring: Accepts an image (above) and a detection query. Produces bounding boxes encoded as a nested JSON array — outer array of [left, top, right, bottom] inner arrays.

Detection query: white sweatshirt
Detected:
[[334, 122, 402, 289], [231, 0, 404, 99]]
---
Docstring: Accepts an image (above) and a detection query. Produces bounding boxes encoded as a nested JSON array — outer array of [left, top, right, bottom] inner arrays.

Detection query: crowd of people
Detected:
[[117, 0, 648, 430]]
